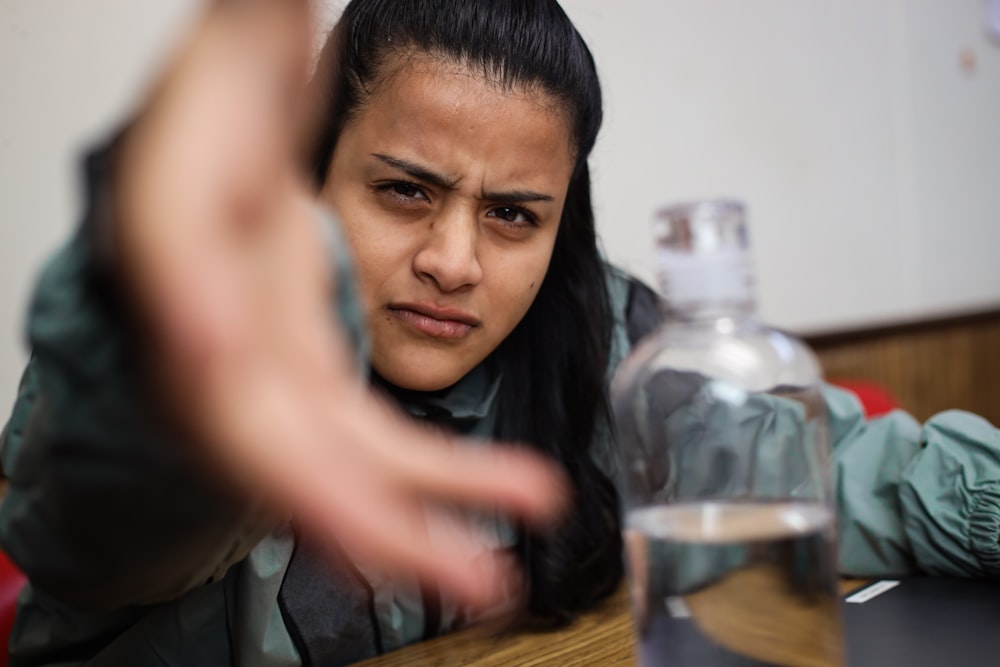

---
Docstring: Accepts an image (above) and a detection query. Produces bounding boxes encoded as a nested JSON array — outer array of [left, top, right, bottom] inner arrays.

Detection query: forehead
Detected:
[[372, 52, 563, 112], [346, 54, 577, 169]]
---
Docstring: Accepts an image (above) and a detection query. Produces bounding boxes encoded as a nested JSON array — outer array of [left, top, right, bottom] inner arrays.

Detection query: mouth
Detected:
[[387, 302, 481, 339]]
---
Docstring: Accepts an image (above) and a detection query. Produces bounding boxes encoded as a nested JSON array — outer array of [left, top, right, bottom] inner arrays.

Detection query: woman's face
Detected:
[[322, 56, 575, 391]]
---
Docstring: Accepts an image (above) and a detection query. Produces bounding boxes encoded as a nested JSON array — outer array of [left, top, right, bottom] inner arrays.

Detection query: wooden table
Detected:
[[356, 579, 868, 666]]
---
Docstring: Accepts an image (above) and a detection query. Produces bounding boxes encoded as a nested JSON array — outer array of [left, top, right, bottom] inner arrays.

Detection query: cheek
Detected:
[[493, 243, 554, 323], [331, 192, 403, 296]]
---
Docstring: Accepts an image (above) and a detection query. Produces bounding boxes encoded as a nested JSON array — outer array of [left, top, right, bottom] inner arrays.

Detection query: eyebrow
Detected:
[[372, 154, 458, 189], [371, 153, 554, 204]]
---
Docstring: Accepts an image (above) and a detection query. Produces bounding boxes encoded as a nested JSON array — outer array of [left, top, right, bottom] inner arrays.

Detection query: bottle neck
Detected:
[[657, 246, 758, 323], [663, 299, 757, 325]]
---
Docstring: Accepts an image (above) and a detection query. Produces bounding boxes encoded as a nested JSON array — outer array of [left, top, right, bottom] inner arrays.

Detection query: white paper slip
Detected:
[[845, 580, 900, 604], [664, 596, 691, 618]]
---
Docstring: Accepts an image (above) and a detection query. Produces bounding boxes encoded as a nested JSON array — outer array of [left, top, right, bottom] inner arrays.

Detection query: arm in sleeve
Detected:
[[899, 410, 1000, 575], [829, 384, 1000, 577], [0, 141, 275, 611], [600, 266, 1000, 578]]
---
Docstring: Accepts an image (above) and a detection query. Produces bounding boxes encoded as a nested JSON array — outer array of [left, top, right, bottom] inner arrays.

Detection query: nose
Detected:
[[412, 205, 483, 293]]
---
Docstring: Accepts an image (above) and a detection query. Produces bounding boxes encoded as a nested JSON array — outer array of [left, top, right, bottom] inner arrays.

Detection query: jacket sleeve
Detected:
[[0, 141, 275, 611], [829, 384, 1000, 578], [593, 263, 1000, 579]]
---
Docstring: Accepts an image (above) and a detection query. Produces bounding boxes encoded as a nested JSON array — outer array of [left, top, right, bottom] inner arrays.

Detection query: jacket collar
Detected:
[[371, 362, 501, 424]]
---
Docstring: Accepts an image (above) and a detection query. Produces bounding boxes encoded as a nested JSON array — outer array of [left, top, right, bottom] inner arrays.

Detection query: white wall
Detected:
[[0, 1, 200, 412], [1, 1, 998, 412], [566, 0, 1000, 333]]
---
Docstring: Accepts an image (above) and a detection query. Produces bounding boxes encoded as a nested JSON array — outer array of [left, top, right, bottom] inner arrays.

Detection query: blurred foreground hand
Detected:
[[116, 0, 564, 608]]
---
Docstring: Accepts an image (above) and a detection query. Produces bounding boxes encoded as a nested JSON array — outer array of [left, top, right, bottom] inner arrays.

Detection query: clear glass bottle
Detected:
[[611, 200, 843, 667]]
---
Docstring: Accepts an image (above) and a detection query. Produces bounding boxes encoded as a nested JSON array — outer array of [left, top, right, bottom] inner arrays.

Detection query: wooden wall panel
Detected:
[[806, 313, 1000, 425]]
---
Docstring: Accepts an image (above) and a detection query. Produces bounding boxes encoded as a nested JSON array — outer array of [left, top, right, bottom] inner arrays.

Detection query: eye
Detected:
[[375, 181, 430, 204], [487, 205, 537, 227]]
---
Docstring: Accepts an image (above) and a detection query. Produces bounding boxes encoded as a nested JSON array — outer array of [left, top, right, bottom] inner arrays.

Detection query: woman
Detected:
[[312, 0, 637, 625], [3, 0, 1000, 665], [0, 0, 647, 664]]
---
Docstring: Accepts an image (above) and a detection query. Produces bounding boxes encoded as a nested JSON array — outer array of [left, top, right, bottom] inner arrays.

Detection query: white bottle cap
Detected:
[[654, 199, 756, 313]]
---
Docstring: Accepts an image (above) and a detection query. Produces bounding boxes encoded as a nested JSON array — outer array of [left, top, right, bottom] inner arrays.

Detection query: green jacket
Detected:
[[1, 150, 999, 665]]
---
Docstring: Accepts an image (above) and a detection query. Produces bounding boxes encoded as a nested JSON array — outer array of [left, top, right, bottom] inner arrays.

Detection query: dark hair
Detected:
[[310, 0, 620, 626]]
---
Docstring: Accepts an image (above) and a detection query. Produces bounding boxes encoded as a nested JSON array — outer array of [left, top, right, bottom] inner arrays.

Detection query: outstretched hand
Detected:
[[116, 0, 565, 608]]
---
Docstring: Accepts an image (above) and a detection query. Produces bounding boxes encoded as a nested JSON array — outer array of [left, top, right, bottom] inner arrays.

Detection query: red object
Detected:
[[829, 379, 901, 418], [0, 551, 26, 667]]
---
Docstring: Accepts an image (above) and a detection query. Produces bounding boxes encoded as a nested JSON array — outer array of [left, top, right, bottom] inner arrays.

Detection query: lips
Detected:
[[388, 302, 481, 339]]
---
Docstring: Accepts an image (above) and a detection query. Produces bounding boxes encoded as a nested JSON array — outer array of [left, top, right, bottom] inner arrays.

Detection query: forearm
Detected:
[[898, 410, 1000, 576], [0, 141, 273, 609], [830, 384, 1000, 578]]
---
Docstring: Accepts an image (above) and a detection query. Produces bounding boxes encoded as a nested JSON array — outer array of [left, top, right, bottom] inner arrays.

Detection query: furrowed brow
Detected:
[[372, 154, 458, 189], [480, 189, 554, 204]]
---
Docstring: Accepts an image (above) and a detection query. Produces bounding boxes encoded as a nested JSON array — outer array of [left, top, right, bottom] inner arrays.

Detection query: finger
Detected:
[[212, 0, 314, 116], [208, 361, 532, 607], [118, 24, 315, 361], [299, 0, 341, 167], [326, 390, 569, 526], [185, 320, 529, 607], [211, 0, 312, 14], [205, 375, 511, 606], [292, 465, 521, 609]]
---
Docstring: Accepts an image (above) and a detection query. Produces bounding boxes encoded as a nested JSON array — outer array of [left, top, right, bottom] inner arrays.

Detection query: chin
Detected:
[[402, 378, 458, 392], [375, 363, 466, 393]]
